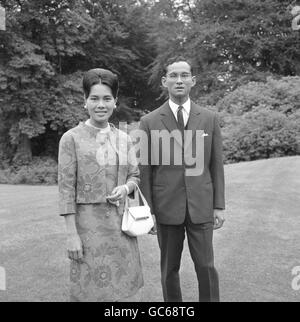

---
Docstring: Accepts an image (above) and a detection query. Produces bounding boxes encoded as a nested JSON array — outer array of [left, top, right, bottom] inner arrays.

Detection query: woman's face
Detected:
[[85, 83, 116, 128]]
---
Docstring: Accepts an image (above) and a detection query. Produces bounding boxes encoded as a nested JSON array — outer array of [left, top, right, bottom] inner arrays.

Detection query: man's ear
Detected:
[[161, 76, 167, 88], [191, 76, 196, 87]]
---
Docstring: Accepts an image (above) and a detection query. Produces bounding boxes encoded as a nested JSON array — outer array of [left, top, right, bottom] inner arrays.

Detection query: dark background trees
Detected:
[[0, 0, 299, 183], [0, 0, 158, 164], [148, 0, 300, 103]]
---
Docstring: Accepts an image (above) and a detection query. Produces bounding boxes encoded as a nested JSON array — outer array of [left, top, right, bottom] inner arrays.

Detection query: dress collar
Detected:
[[85, 119, 111, 133]]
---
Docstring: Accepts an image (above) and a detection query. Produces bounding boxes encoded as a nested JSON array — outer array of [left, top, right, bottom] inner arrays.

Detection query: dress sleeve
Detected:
[[126, 135, 140, 198], [58, 131, 78, 215], [138, 117, 154, 213]]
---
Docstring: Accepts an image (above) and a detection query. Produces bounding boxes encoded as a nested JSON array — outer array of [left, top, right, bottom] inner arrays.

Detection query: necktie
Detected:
[[177, 106, 185, 135], [177, 106, 185, 165]]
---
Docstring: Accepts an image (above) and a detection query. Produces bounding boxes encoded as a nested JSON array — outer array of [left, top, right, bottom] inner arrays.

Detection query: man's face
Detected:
[[162, 61, 196, 102]]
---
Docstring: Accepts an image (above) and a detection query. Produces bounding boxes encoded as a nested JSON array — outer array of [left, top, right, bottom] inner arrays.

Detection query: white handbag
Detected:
[[121, 183, 154, 237]]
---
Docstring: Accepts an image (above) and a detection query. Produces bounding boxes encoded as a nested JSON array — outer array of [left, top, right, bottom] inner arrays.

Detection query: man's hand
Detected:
[[148, 214, 157, 235], [213, 209, 225, 230], [67, 233, 83, 261]]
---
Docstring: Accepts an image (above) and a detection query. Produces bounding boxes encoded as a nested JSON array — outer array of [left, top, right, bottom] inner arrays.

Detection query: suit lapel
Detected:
[[187, 101, 202, 130], [185, 101, 202, 150], [160, 102, 183, 146], [160, 100, 203, 148], [160, 102, 178, 132]]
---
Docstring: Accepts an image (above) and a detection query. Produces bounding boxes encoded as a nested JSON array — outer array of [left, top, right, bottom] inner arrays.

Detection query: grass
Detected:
[[0, 156, 300, 302]]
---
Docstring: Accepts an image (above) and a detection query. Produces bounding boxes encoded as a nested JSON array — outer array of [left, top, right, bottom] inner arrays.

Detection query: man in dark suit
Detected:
[[139, 56, 225, 302]]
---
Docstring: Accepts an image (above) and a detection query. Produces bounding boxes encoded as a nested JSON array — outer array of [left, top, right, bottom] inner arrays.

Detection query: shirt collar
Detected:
[[168, 98, 191, 115]]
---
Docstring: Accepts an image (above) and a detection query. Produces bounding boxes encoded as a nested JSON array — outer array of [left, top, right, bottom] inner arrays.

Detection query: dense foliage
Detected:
[[0, 0, 157, 164], [216, 76, 300, 162], [0, 0, 299, 183]]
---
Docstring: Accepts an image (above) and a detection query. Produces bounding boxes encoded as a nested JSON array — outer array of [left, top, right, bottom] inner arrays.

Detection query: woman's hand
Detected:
[[67, 233, 84, 261], [106, 185, 128, 205], [148, 214, 157, 235]]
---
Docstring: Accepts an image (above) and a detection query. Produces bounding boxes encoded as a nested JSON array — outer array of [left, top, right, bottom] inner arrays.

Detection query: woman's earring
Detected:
[[84, 104, 87, 109]]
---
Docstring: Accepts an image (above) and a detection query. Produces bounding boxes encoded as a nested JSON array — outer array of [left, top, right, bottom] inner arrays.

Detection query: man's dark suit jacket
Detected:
[[139, 100, 225, 225]]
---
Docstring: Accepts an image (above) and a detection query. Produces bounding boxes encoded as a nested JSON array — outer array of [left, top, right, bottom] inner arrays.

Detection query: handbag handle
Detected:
[[125, 181, 150, 209]]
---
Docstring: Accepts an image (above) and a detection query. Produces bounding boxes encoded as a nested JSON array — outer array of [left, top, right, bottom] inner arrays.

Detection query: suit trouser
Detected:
[[156, 207, 219, 302]]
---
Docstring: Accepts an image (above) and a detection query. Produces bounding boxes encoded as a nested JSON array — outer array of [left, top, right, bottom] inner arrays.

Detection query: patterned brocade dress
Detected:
[[59, 123, 144, 302]]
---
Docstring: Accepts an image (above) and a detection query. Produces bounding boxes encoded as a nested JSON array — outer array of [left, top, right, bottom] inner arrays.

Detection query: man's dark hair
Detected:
[[163, 56, 194, 76], [82, 68, 119, 98]]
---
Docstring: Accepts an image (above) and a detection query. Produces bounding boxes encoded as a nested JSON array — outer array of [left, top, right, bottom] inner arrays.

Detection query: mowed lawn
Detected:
[[0, 156, 300, 302]]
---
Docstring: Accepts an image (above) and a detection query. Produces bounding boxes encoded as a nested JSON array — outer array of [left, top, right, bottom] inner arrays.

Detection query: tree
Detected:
[[0, 0, 157, 164], [147, 0, 300, 105], [145, 0, 187, 102], [80, 0, 158, 110], [0, 0, 94, 163]]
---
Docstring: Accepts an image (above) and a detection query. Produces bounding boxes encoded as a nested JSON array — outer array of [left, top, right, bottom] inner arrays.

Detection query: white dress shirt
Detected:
[[168, 98, 191, 127]]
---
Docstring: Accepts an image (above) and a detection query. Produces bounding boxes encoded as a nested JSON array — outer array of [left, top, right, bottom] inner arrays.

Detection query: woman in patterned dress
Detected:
[[58, 68, 143, 302]]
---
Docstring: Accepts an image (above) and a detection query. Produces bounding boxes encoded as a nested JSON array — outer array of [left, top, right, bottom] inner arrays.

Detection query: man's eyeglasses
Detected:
[[167, 73, 192, 81]]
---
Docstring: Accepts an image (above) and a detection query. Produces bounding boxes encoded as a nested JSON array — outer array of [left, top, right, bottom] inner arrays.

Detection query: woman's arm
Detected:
[[107, 135, 139, 203], [126, 135, 140, 198], [64, 214, 83, 261], [58, 132, 77, 215], [64, 213, 78, 235], [58, 131, 83, 261]]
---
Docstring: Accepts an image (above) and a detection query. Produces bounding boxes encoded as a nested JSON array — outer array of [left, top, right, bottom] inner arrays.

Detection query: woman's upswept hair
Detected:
[[83, 68, 119, 98]]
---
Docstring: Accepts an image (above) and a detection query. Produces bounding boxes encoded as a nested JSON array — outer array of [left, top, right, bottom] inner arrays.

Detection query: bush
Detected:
[[213, 76, 300, 163], [222, 107, 300, 163], [216, 76, 300, 115], [0, 157, 58, 185]]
